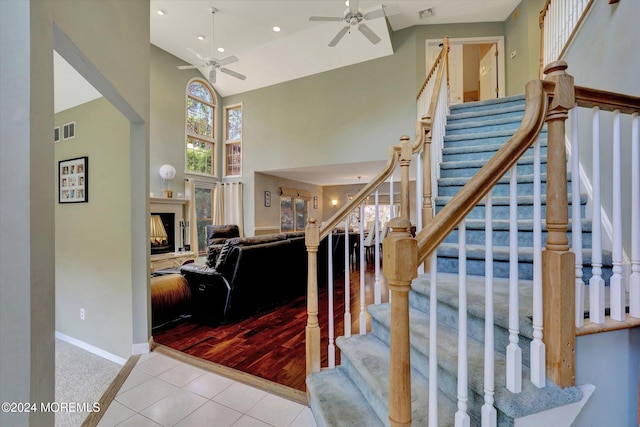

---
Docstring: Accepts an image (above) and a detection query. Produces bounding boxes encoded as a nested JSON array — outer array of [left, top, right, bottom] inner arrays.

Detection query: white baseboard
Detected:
[[55, 331, 127, 366], [132, 337, 153, 355]]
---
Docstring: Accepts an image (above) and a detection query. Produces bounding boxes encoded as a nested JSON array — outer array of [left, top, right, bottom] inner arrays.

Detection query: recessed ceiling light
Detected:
[[217, 47, 225, 53], [156, 9, 166, 16], [273, 26, 281, 32], [197, 35, 206, 41]]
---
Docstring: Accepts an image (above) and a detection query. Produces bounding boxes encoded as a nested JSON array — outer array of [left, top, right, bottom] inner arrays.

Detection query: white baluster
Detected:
[[590, 106, 605, 324], [328, 232, 336, 366], [455, 221, 470, 427], [630, 112, 640, 318], [359, 203, 366, 313], [531, 137, 545, 387], [429, 252, 439, 427], [390, 177, 395, 220], [507, 165, 522, 393], [610, 110, 625, 321], [482, 193, 497, 427], [344, 216, 351, 316], [374, 189, 381, 306], [571, 108, 585, 328]]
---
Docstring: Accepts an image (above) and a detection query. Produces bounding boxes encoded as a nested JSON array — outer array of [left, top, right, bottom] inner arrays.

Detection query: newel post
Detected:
[[305, 218, 321, 376], [542, 61, 576, 387], [383, 218, 418, 427]]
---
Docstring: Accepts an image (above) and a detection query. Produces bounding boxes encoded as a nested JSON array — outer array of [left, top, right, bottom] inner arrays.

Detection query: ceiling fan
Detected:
[[177, 7, 246, 84], [309, 0, 399, 47]]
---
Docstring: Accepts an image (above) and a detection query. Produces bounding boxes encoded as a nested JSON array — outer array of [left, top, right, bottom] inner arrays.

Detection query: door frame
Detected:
[[425, 36, 506, 99]]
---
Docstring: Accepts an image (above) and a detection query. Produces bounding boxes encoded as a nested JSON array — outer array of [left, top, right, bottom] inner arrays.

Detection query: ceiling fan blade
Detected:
[[348, 0, 360, 14], [209, 68, 216, 84], [217, 55, 238, 66], [220, 68, 246, 81], [358, 23, 381, 44], [177, 64, 200, 70], [187, 47, 207, 62], [328, 26, 350, 47], [309, 16, 344, 22], [364, 5, 400, 20]]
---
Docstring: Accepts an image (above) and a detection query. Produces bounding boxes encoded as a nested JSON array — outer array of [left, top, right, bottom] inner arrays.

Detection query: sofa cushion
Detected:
[[215, 239, 237, 270], [205, 224, 240, 246]]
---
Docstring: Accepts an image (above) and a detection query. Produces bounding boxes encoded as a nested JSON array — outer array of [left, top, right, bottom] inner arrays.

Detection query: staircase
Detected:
[[306, 95, 599, 426]]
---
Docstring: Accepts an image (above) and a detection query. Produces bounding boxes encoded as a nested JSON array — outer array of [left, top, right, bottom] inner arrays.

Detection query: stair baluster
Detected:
[[589, 106, 605, 324], [328, 231, 336, 367], [610, 110, 625, 321], [631, 113, 640, 318], [506, 165, 523, 393], [531, 136, 546, 388], [570, 107, 585, 328], [482, 193, 497, 426], [455, 220, 470, 427]]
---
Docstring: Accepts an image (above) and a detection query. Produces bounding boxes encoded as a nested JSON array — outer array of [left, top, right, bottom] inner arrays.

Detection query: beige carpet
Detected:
[[55, 339, 121, 427]]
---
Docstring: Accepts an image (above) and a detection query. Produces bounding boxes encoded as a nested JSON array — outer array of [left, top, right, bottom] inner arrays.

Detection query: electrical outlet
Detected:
[[80, 308, 85, 320]]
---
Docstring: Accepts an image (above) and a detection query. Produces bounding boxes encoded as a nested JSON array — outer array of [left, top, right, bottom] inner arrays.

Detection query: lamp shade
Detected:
[[159, 164, 176, 180], [150, 215, 168, 244]]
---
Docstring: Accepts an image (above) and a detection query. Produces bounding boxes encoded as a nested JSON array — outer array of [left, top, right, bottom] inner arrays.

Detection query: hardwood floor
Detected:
[[153, 262, 388, 392]]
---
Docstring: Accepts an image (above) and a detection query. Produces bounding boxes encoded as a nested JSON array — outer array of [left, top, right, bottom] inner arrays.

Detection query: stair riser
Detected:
[[450, 98, 526, 114], [446, 121, 521, 136], [440, 162, 544, 178], [442, 145, 548, 163], [443, 228, 592, 248], [437, 180, 567, 198], [435, 203, 586, 221], [447, 109, 525, 125]]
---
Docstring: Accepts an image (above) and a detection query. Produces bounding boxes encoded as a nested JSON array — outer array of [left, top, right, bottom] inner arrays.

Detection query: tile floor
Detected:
[[97, 351, 317, 427]]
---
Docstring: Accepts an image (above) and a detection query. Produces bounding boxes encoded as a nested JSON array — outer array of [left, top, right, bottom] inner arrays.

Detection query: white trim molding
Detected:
[[55, 331, 127, 366]]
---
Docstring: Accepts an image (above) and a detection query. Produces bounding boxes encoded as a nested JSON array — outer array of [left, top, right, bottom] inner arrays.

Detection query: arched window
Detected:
[[185, 79, 216, 176]]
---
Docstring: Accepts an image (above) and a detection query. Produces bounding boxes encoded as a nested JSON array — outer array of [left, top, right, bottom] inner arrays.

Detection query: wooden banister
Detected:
[[415, 78, 548, 264]]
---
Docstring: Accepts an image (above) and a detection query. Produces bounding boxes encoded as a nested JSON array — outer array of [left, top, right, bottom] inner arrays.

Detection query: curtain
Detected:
[[184, 178, 199, 255], [212, 185, 224, 225], [223, 182, 244, 237]]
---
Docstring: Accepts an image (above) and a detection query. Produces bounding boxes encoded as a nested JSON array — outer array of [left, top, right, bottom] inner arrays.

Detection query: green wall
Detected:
[[504, 0, 546, 95], [55, 98, 133, 359]]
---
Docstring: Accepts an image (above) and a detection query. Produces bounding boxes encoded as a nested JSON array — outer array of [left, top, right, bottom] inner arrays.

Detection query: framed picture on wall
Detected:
[[313, 196, 318, 209], [264, 190, 271, 207], [59, 156, 88, 204]]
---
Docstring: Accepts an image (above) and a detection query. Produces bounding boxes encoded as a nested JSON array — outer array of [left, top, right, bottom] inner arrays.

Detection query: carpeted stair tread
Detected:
[[439, 155, 539, 170], [449, 95, 526, 113], [444, 128, 522, 142], [437, 172, 565, 188], [306, 367, 385, 427], [337, 334, 456, 426], [447, 104, 525, 124], [442, 139, 547, 156], [435, 193, 588, 207], [446, 117, 522, 136], [367, 304, 583, 422]]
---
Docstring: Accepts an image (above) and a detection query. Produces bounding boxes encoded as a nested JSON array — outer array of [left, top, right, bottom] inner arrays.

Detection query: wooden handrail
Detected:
[[542, 81, 640, 114], [415, 78, 548, 264], [417, 40, 447, 100]]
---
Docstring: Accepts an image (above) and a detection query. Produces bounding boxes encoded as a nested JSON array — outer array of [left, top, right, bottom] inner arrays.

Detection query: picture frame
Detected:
[[264, 190, 271, 207], [59, 156, 88, 204], [313, 196, 318, 209]]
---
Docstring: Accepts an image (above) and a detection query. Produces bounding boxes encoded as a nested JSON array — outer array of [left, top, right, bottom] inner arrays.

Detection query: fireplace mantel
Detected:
[[150, 196, 187, 205]]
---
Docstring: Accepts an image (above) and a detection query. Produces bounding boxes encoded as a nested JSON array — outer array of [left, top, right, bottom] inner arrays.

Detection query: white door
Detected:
[[426, 43, 463, 104], [479, 44, 498, 100]]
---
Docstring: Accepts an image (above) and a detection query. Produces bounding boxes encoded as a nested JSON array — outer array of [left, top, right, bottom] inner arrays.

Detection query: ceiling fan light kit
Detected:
[[309, 0, 398, 47], [176, 6, 246, 84]]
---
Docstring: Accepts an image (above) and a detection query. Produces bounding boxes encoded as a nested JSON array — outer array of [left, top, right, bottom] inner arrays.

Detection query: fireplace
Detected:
[[150, 212, 175, 254]]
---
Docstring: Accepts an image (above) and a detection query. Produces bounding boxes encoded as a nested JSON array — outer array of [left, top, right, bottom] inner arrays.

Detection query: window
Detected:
[[280, 196, 308, 232], [224, 104, 242, 177], [194, 185, 214, 254], [186, 80, 216, 176]]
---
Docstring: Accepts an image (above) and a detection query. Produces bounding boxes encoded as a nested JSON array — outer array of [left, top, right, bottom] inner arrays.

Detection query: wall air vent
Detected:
[[63, 122, 75, 140], [54, 126, 60, 143]]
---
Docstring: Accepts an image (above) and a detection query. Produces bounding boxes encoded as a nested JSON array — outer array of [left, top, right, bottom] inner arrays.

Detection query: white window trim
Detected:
[[223, 102, 243, 178], [185, 78, 218, 178]]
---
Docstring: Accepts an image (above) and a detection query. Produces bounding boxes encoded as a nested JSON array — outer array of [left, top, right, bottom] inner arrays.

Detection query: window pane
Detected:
[[226, 106, 242, 141], [295, 212, 307, 231], [225, 143, 241, 176], [186, 137, 213, 175], [195, 187, 213, 253], [188, 82, 213, 103], [187, 98, 214, 138], [280, 196, 293, 231]]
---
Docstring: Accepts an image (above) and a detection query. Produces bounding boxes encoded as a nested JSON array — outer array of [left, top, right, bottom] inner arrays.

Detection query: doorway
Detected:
[[426, 36, 506, 105]]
